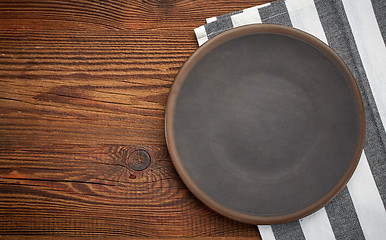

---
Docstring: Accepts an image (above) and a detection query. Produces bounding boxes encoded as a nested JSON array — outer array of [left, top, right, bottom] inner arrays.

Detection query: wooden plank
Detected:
[[0, 145, 259, 237], [0, 0, 269, 31], [0, 237, 259, 240], [0, 30, 194, 146], [0, 0, 270, 238]]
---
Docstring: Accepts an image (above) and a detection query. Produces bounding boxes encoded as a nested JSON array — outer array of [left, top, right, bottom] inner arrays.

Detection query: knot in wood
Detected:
[[128, 149, 151, 171]]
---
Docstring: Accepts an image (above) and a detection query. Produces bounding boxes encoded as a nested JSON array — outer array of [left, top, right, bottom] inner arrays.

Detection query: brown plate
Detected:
[[165, 24, 365, 224]]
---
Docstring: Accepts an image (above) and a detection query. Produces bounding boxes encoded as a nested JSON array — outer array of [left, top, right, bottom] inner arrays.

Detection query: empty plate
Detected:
[[165, 24, 365, 224]]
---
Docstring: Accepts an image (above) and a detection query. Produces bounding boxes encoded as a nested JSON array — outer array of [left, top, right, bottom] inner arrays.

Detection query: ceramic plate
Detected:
[[165, 24, 365, 224]]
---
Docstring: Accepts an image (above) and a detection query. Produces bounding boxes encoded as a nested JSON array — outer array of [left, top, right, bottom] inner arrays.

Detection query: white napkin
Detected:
[[194, 0, 386, 239]]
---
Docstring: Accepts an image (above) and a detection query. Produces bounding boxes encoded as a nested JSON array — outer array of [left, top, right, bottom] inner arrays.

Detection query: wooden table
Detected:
[[0, 0, 271, 238]]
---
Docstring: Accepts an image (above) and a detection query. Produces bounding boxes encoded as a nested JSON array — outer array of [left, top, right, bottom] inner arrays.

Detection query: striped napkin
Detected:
[[194, 0, 386, 239]]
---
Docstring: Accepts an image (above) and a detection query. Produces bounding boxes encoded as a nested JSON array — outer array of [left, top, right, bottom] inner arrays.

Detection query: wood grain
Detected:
[[0, 0, 266, 31], [0, 0, 270, 238], [0, 237, 259, 240]]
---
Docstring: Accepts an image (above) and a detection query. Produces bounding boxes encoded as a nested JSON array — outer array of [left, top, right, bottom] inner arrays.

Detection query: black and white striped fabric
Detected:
[[194, 0, 386, 239]]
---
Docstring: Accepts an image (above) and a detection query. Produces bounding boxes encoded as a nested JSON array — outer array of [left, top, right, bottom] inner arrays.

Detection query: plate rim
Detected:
[[165, 24, 366, 224]]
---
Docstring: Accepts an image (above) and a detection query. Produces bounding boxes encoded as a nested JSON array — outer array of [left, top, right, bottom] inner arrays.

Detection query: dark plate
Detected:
[[165, 24, 365, 224]]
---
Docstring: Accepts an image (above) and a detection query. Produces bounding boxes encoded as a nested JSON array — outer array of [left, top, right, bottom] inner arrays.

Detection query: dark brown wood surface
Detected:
[[0, 0, 271, 238]]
